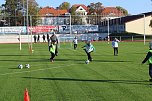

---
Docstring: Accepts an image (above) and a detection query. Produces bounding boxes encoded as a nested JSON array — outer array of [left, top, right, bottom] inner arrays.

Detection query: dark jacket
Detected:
[[50, 35, 58, 43], [142, 50, 152, 64]]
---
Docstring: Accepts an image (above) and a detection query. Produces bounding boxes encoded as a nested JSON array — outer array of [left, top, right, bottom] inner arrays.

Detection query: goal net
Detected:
[[58, 35, 75, 49]]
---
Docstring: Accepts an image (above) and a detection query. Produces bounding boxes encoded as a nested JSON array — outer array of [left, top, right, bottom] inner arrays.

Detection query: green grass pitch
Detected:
[[0, 41, 152, 101]]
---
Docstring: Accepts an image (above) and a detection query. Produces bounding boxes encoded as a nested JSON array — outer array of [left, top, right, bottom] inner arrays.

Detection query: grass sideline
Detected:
[[0, 41, 152, 101]]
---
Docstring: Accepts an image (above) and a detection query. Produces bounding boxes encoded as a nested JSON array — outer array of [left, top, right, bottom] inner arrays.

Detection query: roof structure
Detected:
[[71, 4, 88, 11], [39, 7, 68, 16], [101, 7, 124, 16]]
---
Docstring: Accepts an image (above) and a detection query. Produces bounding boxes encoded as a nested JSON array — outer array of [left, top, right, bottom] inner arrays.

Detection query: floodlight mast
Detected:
[[26, 0, 28, 35], [26, 0, 32, 53], [69, 14, 71, 35], [139, 14, 146, 45], [19, 30, 22, 50], [143, 14, 146, 45], [107, 17, 110, 44]]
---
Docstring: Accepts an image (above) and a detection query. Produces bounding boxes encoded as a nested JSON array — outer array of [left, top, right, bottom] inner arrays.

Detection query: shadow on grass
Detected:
[[0, 59, 82, 62], [54, 58, 132, 63], [22, 77, 150, 85], [0, 54, 30, 56], [0, 58, 132, 63], [0, 54, 49, 57], [131, 52, 147, 55], [0, 59, 49, 62], [8, 67, 19, 69], [94, 60, 132, 63], [55, 59, 83, 62], [62, 54, 86, 56]]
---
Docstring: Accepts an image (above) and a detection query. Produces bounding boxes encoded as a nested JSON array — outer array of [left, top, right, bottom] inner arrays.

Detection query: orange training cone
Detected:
[[24, 88, 30, 101]]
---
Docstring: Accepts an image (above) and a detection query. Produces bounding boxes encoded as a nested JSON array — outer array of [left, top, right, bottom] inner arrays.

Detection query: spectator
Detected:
[[33, 34, 37, 43], [42, 34, 46, 42], [47, 33, 50, 46], [37, 34, 40, 42]]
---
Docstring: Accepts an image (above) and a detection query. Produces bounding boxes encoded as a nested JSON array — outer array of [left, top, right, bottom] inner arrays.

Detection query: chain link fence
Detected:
[[0, 15, 149, 43]]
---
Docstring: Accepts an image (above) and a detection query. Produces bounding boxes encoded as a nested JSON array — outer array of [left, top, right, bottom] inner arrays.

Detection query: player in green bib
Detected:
[[142, 42, 152, 82], [49, 42, 56, 62]]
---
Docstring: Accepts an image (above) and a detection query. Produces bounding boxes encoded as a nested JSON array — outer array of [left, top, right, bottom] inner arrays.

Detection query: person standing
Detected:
[[73, 37, 78, 50], [47, 33, 50, 46], [33, 34, 37, 43], [82, 41, 95, 62], [142, 42, 152, 82], [112, 38, 120, 56], [50, 32, 58, 56], [42, 34, 46, 42], [37, 34, 40, 42]]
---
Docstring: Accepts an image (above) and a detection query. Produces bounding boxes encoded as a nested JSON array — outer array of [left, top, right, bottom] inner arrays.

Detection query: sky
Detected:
[[0, 0, 152, 15]]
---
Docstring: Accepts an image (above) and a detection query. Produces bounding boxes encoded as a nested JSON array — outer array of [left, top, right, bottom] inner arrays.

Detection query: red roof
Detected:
[[39, 7, 68, 16], [101, 7, 124, 16]]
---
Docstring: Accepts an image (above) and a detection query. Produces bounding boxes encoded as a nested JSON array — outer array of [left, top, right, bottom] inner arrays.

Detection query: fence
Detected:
[[0, 15, 150, 43], [109, 35, 152, 42], [1, 34, 152, 44], [0, 15, 123, 34]]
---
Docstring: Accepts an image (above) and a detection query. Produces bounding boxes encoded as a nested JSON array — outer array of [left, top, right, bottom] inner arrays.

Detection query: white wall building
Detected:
[[99, 12, 152, 35]]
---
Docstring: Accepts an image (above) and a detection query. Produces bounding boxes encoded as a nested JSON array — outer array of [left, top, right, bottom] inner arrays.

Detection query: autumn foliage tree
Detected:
[[2, 0, 39, 26], [58, 2, 70, 10]]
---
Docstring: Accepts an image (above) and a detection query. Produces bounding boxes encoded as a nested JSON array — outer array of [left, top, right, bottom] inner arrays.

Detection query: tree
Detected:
[[70, 6, 76, 15], [70, 5, 82, 25], [58, 2, 70, 10], [27, 0, 39, 26], [116, 6, 128, 15], [87, 2, 104, 25], [0, 5, 4, 19], [3, 0, 39, 26], [88, 2, 104, 15]]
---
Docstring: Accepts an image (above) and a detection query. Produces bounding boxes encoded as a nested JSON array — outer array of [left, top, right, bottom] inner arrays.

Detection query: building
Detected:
[[38, 7, 69, 25], [99, 12, 152, 35], [87, 7, 125, 25], [70, 4, 88, 24], [101, 7, 124, 17], [71, 4, 88, 16]]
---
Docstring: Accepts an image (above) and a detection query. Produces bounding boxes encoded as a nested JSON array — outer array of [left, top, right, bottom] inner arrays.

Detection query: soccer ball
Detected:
[[85, 60, 90, 64], [18, 64, 23, 69], [25, 64, 30, 68]]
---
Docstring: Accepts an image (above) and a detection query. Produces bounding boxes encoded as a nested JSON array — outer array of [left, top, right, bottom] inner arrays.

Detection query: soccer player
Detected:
[[142, 41, 152, 82], [73, 37, 78, 50], [82, 41, 95, 62], [50, 32, 58, 56], [49, 41, 56, 62], [112, 38, 120, 56]]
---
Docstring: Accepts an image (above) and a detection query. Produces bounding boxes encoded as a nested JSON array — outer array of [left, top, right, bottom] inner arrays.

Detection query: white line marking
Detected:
[[0, 64, 75, 76]]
